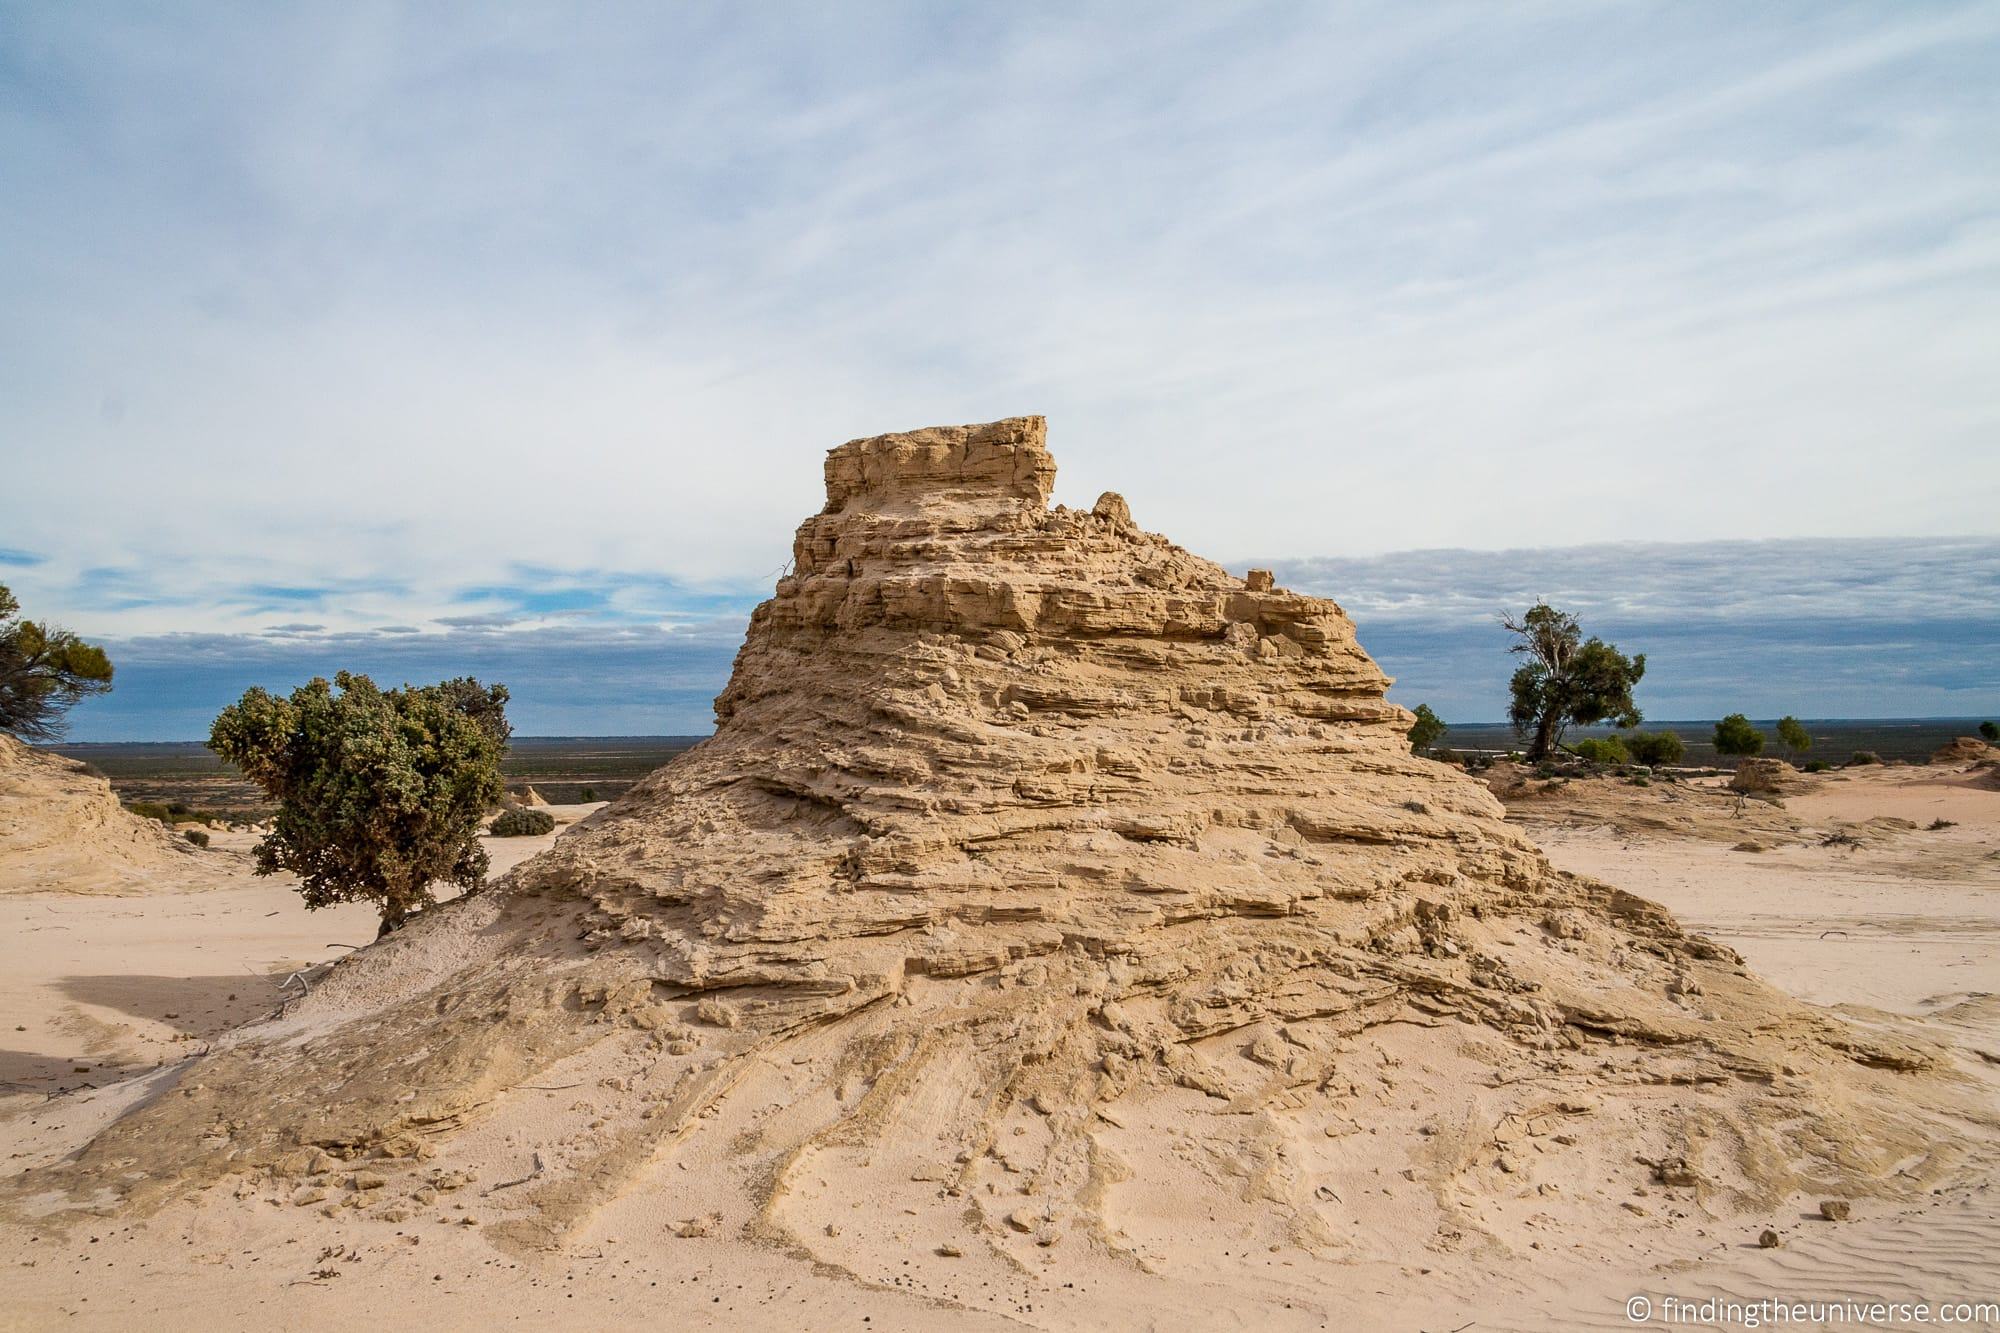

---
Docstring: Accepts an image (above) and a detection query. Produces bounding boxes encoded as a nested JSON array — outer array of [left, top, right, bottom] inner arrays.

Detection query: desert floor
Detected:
[[3, 774, 1998, 1330]]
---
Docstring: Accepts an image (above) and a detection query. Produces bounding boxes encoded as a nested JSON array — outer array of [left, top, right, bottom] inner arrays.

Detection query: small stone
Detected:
[[936, 1243, 962, 1257], [353, 1172, 387, 1191], [1758, 1229, 1781, 1248], [1819, 1200, 1851, 1222]]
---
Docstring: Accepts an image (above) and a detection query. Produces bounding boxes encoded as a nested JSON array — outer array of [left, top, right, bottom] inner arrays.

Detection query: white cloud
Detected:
[[2, 2, 1996, 653]]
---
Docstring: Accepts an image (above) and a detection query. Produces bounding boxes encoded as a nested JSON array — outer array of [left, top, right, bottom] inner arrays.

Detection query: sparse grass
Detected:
[[1927, 818, 1958, 831]]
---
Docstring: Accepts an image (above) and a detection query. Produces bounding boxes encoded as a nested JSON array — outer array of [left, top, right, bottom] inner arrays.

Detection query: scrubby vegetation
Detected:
[[1407, 703, 1446, 755], [1983, 721, 1999, 743], [1713, 713, 1765, 757], [1622, 731, 1686, 766], [1776, 715, 1811, 758], [1570, 736, 1629, 766], [1846, 751, 1882, 767], [490, 806, 556, 837], [209, 672, 511, 933], [182, 828, 209, 848]]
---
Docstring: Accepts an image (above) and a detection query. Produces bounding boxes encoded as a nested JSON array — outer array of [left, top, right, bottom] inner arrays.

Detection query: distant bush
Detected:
[[1623, 731, 1686, 766], [1982, 721, 1999, 743], [127, 801, 173, 824], [1407, 703, 1447, 755], [182, 828, 209, 847], [579, 787, 598, 803], [1803, 759, 1831, 773], [1628, 774, 1651, 787], [1845, 751, 1882, 767], [1776, 715, 1812, 756], [490, 806, 555, 837], [1713, 714, 1765, 757], [1571, 736, 1629, 765]]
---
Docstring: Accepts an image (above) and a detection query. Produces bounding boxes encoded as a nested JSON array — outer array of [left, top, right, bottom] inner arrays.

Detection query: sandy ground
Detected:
[[4, 776, 1999, 1330]]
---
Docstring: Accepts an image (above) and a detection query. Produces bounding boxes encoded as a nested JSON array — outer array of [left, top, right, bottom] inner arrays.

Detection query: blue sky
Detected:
[[2, 4, 1996, 738]]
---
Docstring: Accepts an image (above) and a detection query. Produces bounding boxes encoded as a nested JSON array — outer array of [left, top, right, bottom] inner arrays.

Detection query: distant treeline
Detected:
[[1432, 719, 1984, 767]]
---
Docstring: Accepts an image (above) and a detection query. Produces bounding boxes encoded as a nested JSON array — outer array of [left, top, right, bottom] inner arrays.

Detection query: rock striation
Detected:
[[13, 419, 1984, 1291]]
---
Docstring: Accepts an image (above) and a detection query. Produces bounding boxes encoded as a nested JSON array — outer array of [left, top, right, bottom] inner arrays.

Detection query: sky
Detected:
[[2, 3, 1995, 739]]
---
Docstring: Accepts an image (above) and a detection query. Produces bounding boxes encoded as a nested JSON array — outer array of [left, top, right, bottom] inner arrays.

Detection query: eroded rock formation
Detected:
[[0, 732, 208, 894], [12, 419, 1984, 1289]]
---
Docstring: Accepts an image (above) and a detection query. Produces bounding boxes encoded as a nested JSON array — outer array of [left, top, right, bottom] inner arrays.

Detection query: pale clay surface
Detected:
[[1, 418, 1996, 1330]]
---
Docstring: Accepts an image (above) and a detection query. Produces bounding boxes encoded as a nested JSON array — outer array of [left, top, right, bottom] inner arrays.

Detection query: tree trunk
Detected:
[[1529, 710, 1561, 762]]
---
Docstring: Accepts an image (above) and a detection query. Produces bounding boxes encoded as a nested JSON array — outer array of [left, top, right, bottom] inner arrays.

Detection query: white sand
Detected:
[[2, 775, 1996, 1329]]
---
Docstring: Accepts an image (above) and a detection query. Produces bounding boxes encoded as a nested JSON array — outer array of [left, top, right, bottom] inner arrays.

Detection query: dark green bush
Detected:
[[1407, 703, 1447, 755], [490, 806, 555, 837], [127, 801, 173, 824], [1571, 736, 1629, 765], [1713, 714, 1765, 757], [183, 828, 210, 848], [210, 672, 511, 932], [1980, 721, 1998, 743], [1845, 751, 1881, 767], [580, 787, 598, 803], [1623, 731, 1686, 766], [1803, 759, 1830, 773]]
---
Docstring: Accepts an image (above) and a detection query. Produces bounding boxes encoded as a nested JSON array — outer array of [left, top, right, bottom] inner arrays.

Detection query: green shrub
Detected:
[[1803, 759, 1830, 773], [490, 806, 556, 837], [1981, 721, 1998, 743], [579, 787, 598, 803], [1407, 703, 1447, 755], [1845, 751, 1881, 767], [209, 672, 511, 933], [183, 828, 210, 848], [1571, 736, 1629, 765], [1714, 713, 1765, 757], [1623, 731, 1686, 766], [127, 801, 173, 824]]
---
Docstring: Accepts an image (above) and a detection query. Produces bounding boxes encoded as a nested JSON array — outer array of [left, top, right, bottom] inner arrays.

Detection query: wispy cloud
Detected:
[[44, 537, 1998, 740], [2, 6, 1995, 735]]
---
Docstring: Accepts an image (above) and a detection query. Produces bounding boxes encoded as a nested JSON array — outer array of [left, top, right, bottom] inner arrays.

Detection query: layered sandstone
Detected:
[[11, 419, 1984, 1297]]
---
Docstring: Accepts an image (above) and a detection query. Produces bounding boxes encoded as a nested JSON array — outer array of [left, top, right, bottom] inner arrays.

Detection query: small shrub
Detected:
[[1803, 759, 1830, 773], [580, 787, 598, 803], [1981, 721, 1999, 743], [1821, 831, 1862, 849], [1927, 818, 1957, 831], [1628, 774, 1651, 787], [1407, 703, 1447, 755], [1572, 736, 1629, 765], [210, 672, 512, 932], [1713, 713, 1765, 757], [490, 806, 556, 837], [127, 801, 173, 824], [1845, 751, 1881, 767], [1622, 731, 1686, 766], [183, 828, 210, 847]]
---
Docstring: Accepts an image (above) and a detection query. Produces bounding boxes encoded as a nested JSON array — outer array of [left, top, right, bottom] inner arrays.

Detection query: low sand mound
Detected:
[[1729, 757, 1807, 799], [0, 732, 218, 894], [1485, 761, 1808, 842], [8, 420, 1990, 1305], [1932, 736, 1999, 766]]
